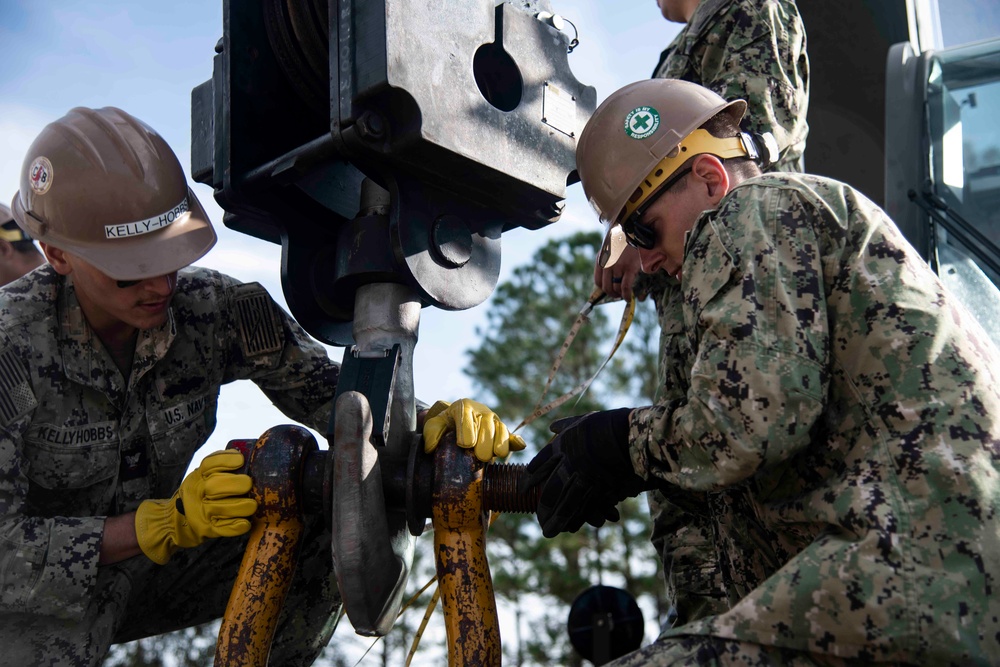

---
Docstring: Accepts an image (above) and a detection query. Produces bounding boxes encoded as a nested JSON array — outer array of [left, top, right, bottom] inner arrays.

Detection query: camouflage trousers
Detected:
[[1, 514, 341, 667], [606, 634, 873, 666]]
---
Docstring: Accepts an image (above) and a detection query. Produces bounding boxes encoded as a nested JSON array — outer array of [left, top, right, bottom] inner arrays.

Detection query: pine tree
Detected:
[[466, 231, 667, 664]]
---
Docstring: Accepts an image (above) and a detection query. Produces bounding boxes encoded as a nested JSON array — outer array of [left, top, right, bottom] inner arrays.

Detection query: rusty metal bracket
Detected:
[[392, 433, 541, 667], [216, 424, 540, 664], [215, 425, 318, 666], [430, 438, 501, 666]]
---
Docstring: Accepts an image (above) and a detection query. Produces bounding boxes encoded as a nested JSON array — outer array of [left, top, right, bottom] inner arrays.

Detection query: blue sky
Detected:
[[0, 1, 677, 454]]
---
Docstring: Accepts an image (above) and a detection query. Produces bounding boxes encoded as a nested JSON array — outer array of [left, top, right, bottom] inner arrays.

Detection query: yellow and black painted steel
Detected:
[[215, 426, 318, 667], [431, 435, 501, 667], [214, 426, 538, 666]]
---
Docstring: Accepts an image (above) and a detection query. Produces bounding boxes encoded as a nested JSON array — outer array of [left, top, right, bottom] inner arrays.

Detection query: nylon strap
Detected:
[[513, 288, 635, 433]]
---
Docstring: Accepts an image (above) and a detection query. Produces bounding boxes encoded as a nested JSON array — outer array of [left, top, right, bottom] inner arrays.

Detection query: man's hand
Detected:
[[135, 450, 257, 565], [594, 238, 642, 301], [521, 408, 648, 538], [423, 398, 526, 463]]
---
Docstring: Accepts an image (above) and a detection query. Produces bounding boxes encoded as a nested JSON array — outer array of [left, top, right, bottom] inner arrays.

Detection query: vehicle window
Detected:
[[927, 39, 1000, 285]]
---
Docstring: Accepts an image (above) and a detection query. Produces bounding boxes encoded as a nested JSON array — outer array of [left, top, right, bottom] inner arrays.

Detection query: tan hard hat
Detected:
[[10, 107, 216, 280], [577, 79, 748, 266]]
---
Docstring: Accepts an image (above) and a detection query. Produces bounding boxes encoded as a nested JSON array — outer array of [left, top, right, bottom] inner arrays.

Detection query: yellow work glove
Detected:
[[135, 450, 257, 565], [422, 398, 526, 463]]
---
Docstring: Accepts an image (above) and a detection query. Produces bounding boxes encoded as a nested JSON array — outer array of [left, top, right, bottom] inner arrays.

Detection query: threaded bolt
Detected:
[[482, 463, 540, 514]]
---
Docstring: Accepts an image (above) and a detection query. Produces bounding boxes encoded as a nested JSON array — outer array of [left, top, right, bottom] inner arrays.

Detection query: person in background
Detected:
[[0, 106, 522, 666], [652, 0, 808, 170], [526, 77, 1000, 664], [0, 201, 45, 287]]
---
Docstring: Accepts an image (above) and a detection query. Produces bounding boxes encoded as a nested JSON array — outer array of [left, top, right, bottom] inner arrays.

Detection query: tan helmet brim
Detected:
[[599, 226, 629, 269], [0, 201, 14, 227], [58, 187, 217, 280]]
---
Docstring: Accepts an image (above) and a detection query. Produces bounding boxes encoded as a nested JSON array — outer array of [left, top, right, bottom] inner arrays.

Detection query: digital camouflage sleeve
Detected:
[[628, 173, 1000, 662], [645, 287, 729, 628]]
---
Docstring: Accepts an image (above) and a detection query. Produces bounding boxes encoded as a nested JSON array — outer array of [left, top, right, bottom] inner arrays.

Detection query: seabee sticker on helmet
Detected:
[[28, 157, 53, 195]]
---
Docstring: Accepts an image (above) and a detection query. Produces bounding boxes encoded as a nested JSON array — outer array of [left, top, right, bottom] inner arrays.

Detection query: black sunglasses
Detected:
[[117, 274, 178, 289], [620, 167, 692, 250]]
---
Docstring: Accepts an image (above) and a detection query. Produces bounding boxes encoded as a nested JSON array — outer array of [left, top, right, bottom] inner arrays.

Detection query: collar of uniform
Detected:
[[129, 308, 177, 387], [56, 276, 177, 394], [57, 277, 120, 397], [684, 177, 759, 270]]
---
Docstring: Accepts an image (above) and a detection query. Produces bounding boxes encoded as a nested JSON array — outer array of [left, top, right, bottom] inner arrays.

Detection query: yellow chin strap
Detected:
[[620, 129, 752, 223]]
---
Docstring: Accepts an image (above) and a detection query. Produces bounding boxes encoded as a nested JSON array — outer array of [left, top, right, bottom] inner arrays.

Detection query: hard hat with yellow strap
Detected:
[[576, 79, 775, 267]]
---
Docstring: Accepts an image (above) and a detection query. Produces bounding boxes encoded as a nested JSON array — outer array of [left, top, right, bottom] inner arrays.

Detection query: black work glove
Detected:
[[520, 408, 648, 538]]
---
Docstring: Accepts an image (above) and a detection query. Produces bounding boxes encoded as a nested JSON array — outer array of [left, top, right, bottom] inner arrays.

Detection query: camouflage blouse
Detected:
[[642, 0, 812, 628], [0, 265, 338, 620], [629, 173, 1000, 662]]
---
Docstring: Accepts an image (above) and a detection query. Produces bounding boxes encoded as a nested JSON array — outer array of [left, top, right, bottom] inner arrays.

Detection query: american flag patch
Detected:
[[234, 287, 282, 357], [0, 345, 37, 426]]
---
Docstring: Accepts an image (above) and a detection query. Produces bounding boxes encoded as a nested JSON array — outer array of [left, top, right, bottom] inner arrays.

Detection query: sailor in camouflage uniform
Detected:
[[524, 79, 1000, 664], [596, 0, 810, 630], [0, 107, 521, 666]]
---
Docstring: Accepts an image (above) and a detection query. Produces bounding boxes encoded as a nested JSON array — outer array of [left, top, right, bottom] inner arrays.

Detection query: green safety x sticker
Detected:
[[624, 106, 660, 140]]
